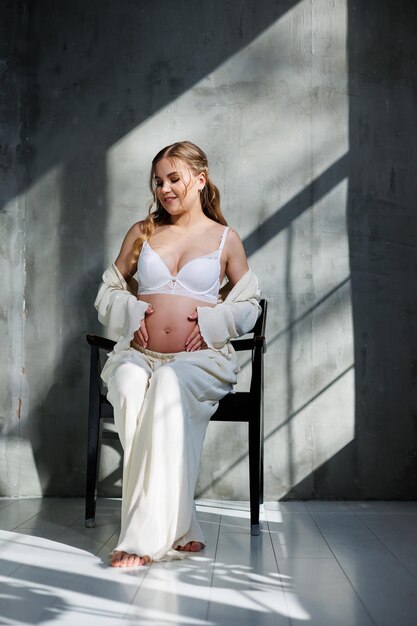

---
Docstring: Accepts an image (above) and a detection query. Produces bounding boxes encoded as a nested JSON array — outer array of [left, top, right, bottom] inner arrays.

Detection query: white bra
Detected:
[[137, 227, 230, 304]]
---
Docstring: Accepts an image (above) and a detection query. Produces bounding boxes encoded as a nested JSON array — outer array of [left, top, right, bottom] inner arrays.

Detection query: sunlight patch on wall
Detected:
[[103, 0, 350, 498], [0, 437, 42, 495], [105, 0, 348, 253]]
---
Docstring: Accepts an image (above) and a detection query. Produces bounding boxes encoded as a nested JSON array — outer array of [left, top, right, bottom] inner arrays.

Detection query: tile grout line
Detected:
[[9, 517, 83, 626], [95, 526, 122, 559], [205, 500, 223, 624], [36, 503, 136, 626], [120, 562, 152, 621], [308, 510, 378, 626], [32, 569, 87, 625], [11, 498, 82, 531], [5, 504, 121, 594], [52, 522, 119, 553], [0, 498, 23, 511], [90, 499, 125, 559], [122, 503, 223, 623], [265, 506, 294, 626], [351, 508, 417, 583], [0, 557, 31, 580]]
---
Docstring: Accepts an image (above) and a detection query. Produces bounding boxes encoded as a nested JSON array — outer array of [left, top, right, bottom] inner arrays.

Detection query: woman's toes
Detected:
[[120, 552, 133, 567], [111, 550, 124, 567], [126, 553, 138, 567], [177, 541, 204, 552], [140, 555, 152, 565], [111, 551, 151, 567]]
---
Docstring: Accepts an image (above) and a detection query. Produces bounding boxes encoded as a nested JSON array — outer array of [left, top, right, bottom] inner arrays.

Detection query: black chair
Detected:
[[85, 299, 267, 535]]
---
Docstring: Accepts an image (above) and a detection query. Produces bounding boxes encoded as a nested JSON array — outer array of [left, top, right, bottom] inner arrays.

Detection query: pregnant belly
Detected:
[[133, 293, 215, 353]]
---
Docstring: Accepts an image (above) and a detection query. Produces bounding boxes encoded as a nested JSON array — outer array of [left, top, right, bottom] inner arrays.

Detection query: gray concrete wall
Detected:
[[1, 0, 416, 499]]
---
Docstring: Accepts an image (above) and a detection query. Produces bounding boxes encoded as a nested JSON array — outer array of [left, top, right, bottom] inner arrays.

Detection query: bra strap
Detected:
[[218, 226, 230, 252]]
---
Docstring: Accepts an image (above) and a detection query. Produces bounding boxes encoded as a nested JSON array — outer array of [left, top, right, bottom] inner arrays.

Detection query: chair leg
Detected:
[[248, 415, 261, 536], [85, 347, 102, 528], [260, 400, 265, 507], [85, 415, 101, 528]]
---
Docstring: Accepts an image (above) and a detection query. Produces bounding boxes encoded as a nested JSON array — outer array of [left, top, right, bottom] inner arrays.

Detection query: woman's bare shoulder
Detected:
[[223, 225, 249, 283], [128, 219, 145, 237], [225, 226, 244, 249], [115, 221, 145, 279], [120, 220, 145, 246]]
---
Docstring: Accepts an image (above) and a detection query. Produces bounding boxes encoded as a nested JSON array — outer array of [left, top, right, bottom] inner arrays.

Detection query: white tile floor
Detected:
[[1, 499, 417, 625]]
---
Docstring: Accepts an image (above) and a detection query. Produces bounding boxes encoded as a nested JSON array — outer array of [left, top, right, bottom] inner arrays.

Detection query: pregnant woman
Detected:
[[94, 141, 261, 567]]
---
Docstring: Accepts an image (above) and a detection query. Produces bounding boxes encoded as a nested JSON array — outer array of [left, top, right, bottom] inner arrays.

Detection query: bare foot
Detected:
[[176, 541, 204, 552], [111, 550, 152, 567]]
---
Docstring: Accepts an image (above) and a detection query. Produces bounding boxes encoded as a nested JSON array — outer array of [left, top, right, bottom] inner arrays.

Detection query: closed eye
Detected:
[[155, 177, 180, 187]]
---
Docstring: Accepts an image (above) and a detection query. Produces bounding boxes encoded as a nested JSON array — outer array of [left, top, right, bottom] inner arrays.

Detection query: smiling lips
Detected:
[[164, 196, 177, 203]]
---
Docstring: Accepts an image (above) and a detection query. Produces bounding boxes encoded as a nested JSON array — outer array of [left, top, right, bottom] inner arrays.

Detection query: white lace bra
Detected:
[[137, 227, 230, 304]]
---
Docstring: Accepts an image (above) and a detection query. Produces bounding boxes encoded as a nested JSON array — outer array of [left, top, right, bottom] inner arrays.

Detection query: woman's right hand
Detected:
[[133, 303, 154, 348]]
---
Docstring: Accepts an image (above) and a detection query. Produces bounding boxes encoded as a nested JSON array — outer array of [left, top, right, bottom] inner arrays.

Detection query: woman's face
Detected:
[[153, 157, 204, 216]]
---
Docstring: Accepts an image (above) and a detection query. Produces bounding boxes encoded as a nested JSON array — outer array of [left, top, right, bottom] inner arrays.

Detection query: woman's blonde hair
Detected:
[[131, 141, 227, 267]]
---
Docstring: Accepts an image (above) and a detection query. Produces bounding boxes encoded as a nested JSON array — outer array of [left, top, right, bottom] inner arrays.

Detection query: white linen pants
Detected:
[[100, 345, 238, 562]]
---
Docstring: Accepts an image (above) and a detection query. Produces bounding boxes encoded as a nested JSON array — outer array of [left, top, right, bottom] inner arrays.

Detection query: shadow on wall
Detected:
[[200, 0, 417, 500], [11, 0, 299, 495], [285, 0, 417, 499]]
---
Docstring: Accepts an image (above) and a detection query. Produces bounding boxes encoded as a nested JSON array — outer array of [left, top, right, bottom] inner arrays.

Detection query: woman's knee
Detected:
[[152, 361, 229, 403], [151, 363, 198, 398], [107, 362, 149, 402], [151, 364, 178, 387]]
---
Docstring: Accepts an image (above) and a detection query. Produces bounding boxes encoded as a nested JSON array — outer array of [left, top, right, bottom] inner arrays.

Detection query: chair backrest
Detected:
[[209, 299, 267, 422], [229, 298, 267, 353], [253, 299, 267, 337]]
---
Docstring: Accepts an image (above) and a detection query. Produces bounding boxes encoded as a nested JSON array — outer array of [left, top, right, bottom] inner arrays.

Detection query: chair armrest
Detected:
[[231, 338, 255, 352], [231, 335, 266, 353], [86, 334, 116, 352]]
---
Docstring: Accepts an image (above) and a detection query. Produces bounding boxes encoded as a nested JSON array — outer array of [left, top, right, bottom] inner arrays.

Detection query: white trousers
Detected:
[[100, 345, 238, 561]]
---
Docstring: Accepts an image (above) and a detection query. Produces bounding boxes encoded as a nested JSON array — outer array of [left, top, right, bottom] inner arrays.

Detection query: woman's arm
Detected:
[[223, 227, 250, 287], [94, 221, 152, 349], [114, 221, 144, 294], [114, 220, 155, 348]]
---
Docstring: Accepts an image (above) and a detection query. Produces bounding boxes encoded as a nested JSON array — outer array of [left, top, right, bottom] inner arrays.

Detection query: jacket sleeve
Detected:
[[196, 269, 262, 350], [94, 263, 149, 345]]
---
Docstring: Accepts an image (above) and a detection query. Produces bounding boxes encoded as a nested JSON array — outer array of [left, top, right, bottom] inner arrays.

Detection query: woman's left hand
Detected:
[[185, 310, 207, 351]]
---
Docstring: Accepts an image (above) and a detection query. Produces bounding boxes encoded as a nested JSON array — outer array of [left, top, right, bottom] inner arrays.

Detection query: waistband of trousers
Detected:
[[130, 340, 178, 360], [130, 340, 215, 361]]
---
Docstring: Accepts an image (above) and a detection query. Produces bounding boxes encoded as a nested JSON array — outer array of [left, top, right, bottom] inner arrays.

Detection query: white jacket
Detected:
[[94, 263, 261, 355]]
